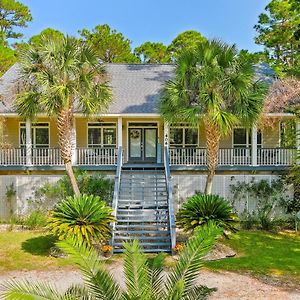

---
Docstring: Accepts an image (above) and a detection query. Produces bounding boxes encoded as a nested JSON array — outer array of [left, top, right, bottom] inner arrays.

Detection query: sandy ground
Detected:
[[0, 264, 299, 300]]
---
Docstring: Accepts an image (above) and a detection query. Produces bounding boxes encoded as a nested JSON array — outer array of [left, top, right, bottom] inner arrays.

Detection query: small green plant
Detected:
[[239, 212, 257, 230], [48, 194, 115, 245], [176, 193, 239, 236], [5, 183, 16, 220], [23, 210, 48, 229]]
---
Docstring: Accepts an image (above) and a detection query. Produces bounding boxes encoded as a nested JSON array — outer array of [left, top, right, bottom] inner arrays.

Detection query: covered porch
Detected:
[[0, 115, 298, 169]]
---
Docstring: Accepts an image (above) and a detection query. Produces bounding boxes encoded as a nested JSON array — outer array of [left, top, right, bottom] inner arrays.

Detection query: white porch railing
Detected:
[[0, 147, 295, 167], [0, 148, 26, 165], [258, 148, 296, 166], [169, 148, 207, 165], [0, 148, 64, 166], [169, 147, 296, 166], [219, 148, 251, 166], [31, 148, 64, 166], [77, 147, 118, 165]]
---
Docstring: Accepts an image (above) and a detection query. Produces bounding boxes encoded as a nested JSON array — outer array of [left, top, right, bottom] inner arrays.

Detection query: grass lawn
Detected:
[[0, 231, 74, 272], [204, 230, 300, 279]]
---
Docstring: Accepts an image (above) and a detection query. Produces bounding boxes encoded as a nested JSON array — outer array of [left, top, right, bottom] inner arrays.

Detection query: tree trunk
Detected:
[[57, 109, 80, 196], [204, 121, 221, 195], [65, 161, 80, 196]]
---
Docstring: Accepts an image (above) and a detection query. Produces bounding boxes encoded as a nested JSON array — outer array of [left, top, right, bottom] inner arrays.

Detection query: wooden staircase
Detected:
[[112, 165, 172, 253]]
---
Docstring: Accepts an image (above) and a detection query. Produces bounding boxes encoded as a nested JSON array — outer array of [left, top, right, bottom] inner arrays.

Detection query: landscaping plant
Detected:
[[177, 193, 239, 236], [1, 223, 221, 300], [28, 169, 114, 210], [48, 194, 115, 245], [16, 34, 112, 195], [230, 178, 291, 231], [159, 39, 266, 194]]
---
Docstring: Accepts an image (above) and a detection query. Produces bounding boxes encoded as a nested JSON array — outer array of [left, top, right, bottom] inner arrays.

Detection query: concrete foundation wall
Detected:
[[0, 173, 288, 220], [0, 175, 62, 220]]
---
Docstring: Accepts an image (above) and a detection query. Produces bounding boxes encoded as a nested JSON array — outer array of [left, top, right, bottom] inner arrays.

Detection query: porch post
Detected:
[[117, 117, 123, 148], [296, 122, 300, 164], [163, 121, 170, 161], [71, 118, 77, 165], [25, 119, 32, 165], [251, 125, 258, 166]]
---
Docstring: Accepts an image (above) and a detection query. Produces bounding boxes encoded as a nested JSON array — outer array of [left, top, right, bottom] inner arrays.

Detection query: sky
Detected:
[[20, 0, 270, 52]]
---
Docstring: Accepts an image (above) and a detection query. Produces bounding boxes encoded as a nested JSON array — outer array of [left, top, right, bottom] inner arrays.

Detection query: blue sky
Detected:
[[20, 0, 269, 52]]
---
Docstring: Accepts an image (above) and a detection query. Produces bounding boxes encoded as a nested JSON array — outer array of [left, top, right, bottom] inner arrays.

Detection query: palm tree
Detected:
[[16, 34, 112, 195], [2, 223, 220, 300], [160, 40, 266, 194]]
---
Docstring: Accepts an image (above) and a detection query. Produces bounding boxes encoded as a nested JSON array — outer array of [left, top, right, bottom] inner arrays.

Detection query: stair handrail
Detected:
[[164, 145, 176, 253], [111, 146, 123, 245]]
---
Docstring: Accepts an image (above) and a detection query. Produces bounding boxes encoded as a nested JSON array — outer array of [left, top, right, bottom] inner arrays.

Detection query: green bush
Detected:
[[27, 169, 114, 213], [239, 212, 257, 230], [176, 193, 239, 236], [48, 194, 115, 245], [230, 178, 291, 231], [23, 210, 48, 229]]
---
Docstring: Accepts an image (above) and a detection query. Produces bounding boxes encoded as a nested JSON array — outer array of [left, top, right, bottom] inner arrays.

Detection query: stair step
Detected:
[[114, 229, 169, 234], [115, 224, 169, 229], [113, 241, 171, 247], [116, 219, 169, 223], [115, 236, 171, 243], [117, 208, 168, 215], [113, 248, 171, 253], [117, 200, 168, 203], [118, 207, 168, 211]]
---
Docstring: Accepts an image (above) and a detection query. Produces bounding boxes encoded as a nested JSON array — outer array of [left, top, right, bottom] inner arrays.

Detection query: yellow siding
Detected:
[[2, 116, 282, 150], [262, 125, 280, 148]]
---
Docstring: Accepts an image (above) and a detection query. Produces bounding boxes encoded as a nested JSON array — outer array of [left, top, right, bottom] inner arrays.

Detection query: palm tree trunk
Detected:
[[204, 121, 221, 195], [57, 109, 80, 196]]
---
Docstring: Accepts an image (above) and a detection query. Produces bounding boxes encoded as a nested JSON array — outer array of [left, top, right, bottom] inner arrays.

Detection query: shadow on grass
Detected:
[[22, 235, 57, 256]]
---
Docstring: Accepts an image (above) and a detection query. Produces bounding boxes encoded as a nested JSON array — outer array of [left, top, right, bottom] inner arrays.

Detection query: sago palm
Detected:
[[159, 40, 266, 194], [177, 193, 239, 236], [48, 194, 115, 245], [1, 223, 221, 300], [16, 34, 112, 195]]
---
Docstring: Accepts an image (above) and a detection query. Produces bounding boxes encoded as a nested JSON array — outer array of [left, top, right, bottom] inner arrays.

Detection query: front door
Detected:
[[128, 128, 157, 163]]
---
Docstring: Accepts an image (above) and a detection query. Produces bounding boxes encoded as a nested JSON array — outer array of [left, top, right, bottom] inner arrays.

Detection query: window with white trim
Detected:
[[170, 124, 198, 147], [20, 123, 49, 148], [233, 128, 262, 148], [87, 122, 116, 147]]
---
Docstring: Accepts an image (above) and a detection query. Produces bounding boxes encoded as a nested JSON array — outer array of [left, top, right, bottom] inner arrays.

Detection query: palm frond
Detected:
[[1, 280, 66, 300], [56, 239, 122, 300], [165, 223, 221, 299], [86, 269, 122, 300], [56, 239, 101, 278], [123, 240, 152, 299]]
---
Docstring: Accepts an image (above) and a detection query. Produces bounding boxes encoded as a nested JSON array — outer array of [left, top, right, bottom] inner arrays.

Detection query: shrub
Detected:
[[239, 212, 257, 230], [23, 210, 48, 229], [176, 194, 239, 236], [48, 194, 115, 245], [27, 169, 114, 213], [230, 178, 291, 231]]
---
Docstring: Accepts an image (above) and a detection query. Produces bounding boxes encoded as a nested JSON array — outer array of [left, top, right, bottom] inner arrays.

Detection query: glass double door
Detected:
[[128, 128, 157, 163]]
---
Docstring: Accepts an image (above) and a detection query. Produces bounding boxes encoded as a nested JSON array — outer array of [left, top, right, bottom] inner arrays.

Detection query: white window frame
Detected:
[[19, 122, 50, 148], [87, 122, 117, 148], [232, 127, 263, 148], [169, 124, 199, 148]]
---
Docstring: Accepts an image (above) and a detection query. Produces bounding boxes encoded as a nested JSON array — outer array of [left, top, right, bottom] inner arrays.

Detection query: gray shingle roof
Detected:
[[0, 62, 277, 115], [0, 63, 174, 114], [106, 64, 174, 114]]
